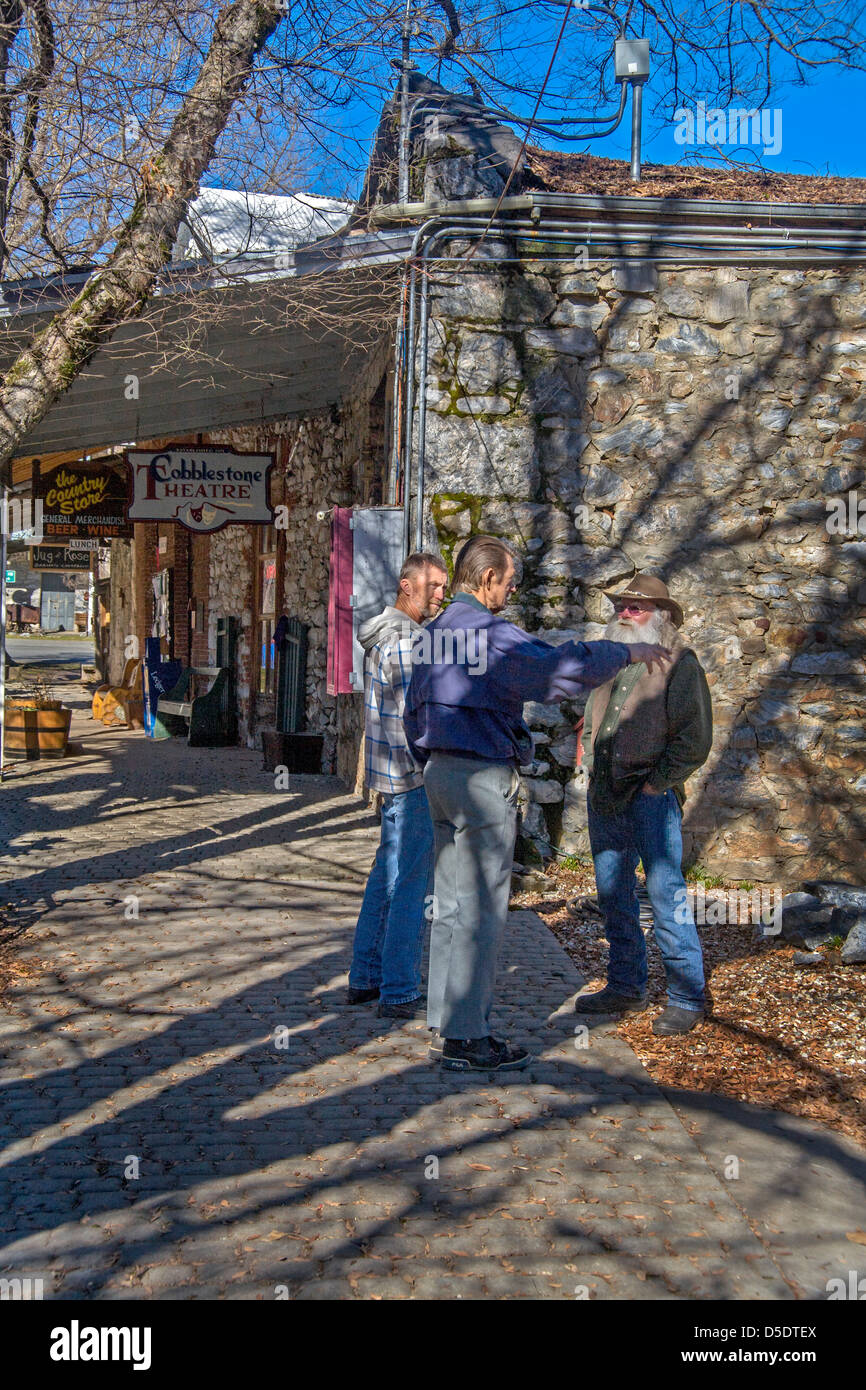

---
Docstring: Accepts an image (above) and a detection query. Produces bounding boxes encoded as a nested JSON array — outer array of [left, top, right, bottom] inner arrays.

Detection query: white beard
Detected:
[[605, 610, 679, 647]]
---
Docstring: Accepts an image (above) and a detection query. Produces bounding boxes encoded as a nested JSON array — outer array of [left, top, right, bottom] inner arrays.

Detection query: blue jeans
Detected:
[[349, 784, 433, 1004], [588, 789, 705, 1010]]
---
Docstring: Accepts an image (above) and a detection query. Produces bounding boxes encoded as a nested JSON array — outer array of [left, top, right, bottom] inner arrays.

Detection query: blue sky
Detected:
[[299, 16, 866, 198], [587, 65, 866, 179]]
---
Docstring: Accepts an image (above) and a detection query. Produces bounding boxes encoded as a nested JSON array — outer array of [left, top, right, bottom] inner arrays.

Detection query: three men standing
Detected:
[[578, 574, 713, 1035], [404, 537, 672, 1072], [347, 552, 448, 1019], [348, 545, 712, 1054]]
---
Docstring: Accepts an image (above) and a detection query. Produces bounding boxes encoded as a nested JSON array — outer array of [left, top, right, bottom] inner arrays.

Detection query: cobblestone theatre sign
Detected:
[[126, 445, 275, 532]]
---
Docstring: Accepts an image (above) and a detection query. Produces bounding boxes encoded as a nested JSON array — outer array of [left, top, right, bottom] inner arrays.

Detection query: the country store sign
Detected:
[[35, 463, 132, 539], [126, 446, 274, 532]]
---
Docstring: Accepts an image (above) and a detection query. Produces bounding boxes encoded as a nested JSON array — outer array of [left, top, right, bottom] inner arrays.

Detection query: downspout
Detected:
[[401, 209, 476, 551]]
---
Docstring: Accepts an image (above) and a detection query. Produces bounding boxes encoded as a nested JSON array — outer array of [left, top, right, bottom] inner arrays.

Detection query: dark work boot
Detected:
[[377, 996, 425, 1019], [345, 987, 380, 1005], [574, 986, 647, 1016], [652, 1005, 704, 1036], [440, 1036, 531, 1073]]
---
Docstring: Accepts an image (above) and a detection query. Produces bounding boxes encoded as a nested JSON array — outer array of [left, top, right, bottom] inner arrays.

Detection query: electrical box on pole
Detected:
[[615, 39, 650, 183], [614, 38, 650, 81]]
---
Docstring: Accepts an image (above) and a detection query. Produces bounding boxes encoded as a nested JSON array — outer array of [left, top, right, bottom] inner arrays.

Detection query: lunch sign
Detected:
[[126, 446, 274, 533]]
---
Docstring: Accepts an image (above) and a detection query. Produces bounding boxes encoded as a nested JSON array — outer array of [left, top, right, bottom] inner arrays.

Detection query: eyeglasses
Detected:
[[614, 600, 653, 614]]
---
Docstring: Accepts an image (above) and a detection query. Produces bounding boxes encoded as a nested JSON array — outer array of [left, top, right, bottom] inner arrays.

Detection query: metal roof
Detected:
[[2, 260, 400, 460], [174, 188, 350, 261]]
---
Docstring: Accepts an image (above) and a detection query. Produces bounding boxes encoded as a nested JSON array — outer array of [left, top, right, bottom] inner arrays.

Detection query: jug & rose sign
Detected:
[[126, 446, 274, 532]]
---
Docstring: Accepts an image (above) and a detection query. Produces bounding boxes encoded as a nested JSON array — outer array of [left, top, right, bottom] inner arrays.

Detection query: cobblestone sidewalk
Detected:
[[0, 695, 863, 1299]]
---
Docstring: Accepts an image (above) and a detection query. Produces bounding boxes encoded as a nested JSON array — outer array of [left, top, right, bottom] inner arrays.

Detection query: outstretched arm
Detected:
[[486, 637, 670, 704]]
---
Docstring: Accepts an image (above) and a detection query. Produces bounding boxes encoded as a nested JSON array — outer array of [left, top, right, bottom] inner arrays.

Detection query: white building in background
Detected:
[[172, 188, 350, 263]]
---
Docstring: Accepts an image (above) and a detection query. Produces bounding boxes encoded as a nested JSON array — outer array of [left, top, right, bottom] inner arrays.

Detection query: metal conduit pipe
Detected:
[[402, 258, 419, 551], [483, 81, 629, 142], [401, 211, 866, 548], [388, 265, 409, 505], [411, 215, 866, 250], [421, 234, 866, 255], [372, 193, 866, 229], [402, 213, 464, 548]]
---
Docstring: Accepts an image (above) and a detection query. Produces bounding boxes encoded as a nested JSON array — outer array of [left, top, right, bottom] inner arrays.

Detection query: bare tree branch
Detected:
[[0, 0, 284, 484]]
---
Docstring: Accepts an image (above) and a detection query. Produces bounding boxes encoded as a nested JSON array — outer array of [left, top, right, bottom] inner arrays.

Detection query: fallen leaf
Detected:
[[846, 1230, 866, 1245]]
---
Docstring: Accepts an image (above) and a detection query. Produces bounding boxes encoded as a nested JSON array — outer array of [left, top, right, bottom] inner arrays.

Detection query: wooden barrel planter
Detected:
[[4, 700, 72, 759]]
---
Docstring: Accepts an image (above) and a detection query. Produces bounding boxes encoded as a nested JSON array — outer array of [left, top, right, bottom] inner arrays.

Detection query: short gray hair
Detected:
[[398, 551, 447, 586], [452, 535, 513, 593]]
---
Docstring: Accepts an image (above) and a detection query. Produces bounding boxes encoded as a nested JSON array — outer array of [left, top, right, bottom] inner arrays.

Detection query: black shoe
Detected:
[[652, 1005, 704, 1036], [440, 1036, 532, 1072], [345, 987, 380, 1005], [574, 986, 647, 1015], [377, 996, 425, 1019]]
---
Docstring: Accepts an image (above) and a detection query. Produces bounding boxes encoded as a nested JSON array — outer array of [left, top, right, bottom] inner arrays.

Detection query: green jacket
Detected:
[[582, 649, 713, 814]]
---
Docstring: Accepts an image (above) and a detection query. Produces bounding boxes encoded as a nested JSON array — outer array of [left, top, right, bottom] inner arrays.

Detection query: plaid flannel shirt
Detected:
[[363, 617, 424, 795]]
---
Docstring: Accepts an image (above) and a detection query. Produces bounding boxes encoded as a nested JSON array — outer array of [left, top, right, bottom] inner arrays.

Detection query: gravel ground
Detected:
[[513, 863, 866, 1150]]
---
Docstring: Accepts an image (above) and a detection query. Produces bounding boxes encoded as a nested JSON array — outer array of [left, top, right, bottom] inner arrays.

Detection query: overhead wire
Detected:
[[462, 0, 577, 260]]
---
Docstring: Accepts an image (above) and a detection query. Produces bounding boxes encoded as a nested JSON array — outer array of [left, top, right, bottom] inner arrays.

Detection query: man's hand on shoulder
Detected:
[[626, 642, 672, 673]]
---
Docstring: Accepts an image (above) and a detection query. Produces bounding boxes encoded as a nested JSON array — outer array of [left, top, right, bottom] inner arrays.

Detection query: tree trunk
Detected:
[[0, 0, 282, 486]]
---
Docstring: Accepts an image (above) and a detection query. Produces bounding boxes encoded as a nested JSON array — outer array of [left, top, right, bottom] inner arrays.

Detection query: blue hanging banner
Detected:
[[142, 637, 181, 738]]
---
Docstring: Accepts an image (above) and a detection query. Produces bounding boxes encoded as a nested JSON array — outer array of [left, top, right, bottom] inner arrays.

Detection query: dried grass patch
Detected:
[[516, 865, 866, 1149]]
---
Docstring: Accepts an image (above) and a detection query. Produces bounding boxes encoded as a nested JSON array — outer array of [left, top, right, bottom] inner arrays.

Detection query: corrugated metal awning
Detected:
[[2, 261, 401, 460]]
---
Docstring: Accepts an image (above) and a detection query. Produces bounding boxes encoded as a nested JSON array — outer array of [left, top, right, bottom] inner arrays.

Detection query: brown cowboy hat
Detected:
[[602, 573, 684, 629]]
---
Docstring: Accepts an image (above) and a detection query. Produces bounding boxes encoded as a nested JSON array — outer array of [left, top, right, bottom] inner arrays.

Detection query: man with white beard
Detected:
[[576, 575, 714, 1035]]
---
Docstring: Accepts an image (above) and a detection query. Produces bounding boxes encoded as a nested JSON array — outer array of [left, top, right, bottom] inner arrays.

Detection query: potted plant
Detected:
[[5, 676, 72, 759]]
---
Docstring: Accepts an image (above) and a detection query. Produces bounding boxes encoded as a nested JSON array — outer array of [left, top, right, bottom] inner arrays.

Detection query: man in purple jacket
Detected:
[[405, 535, 670, 1073]]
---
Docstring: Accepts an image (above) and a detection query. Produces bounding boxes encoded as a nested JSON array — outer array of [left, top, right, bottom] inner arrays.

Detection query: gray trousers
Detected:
[[423, 753, 520, 1039]]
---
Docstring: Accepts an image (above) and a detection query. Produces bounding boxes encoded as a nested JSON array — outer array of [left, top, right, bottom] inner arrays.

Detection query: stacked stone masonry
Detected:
[[420, 259, 866, 888]]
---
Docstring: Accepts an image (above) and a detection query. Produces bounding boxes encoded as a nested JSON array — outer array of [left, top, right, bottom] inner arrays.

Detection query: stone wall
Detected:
[[420, 257, 866, 888], [106, 537, 135, 684], [207, 522, 254, 745]]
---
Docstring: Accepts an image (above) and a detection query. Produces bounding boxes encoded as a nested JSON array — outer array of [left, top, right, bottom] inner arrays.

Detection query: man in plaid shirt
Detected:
[[347, 552, 448, 1018]]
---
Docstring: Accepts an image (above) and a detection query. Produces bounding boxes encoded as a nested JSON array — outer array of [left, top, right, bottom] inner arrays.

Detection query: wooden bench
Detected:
[[154, 666, 234, 746]]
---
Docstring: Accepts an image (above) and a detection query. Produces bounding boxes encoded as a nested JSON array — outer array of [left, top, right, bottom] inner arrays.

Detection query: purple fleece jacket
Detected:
[[404, 593, 632, 766]]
